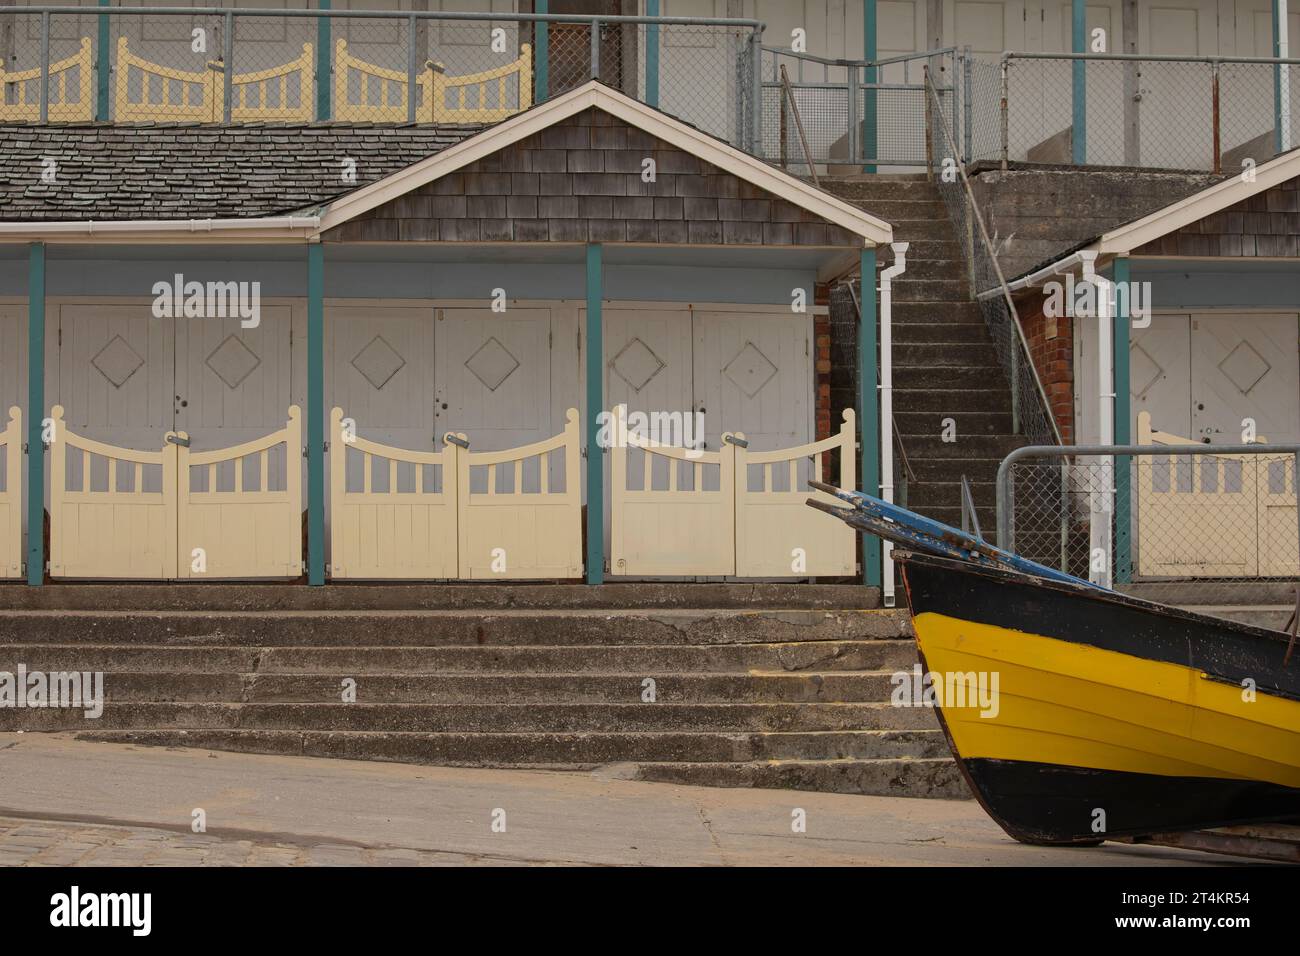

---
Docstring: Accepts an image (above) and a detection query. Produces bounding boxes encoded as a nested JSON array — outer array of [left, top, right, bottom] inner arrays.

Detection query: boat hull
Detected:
[[899, 553, 1300, 845]]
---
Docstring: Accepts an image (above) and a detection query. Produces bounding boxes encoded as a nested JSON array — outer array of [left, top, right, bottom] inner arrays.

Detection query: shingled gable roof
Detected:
[[0, 123, 486, 223], [313, 80, 893, 246]]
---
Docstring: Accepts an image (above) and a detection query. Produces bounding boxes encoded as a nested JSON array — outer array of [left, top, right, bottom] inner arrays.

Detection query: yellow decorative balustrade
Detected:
[[114, 37, 313, 123], [0, 37, 92, 121], [4, 36, 532, 124], [335, 39, 532, 123]]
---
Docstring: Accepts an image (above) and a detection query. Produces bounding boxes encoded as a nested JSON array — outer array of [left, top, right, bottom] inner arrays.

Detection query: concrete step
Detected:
[[895, 411, 1014, 436], [0, 639, 920, 674], [894, 365, 1007, 389], [38, 670, 913, 704], [846, 198, 946, 219], [890, 278, 969, 301], [0, 607, 911, 647], [893, 343, 997, 368], [892, 301, 985, 324], [0, 582, 879, 612], [0, 701, 942, 733], [822, 178, 939, 202], [900, 434, 1028, 459], [892, 388, 1011, 413], [71, 729, 963, 797], [903, 456, 1008, 484], [881, 258, 966, 281], [628, 757, 968, 799], [904, 478, 998, 505], [881, 218, 959, 242], [892, 322, 992, 344], [73, 728, 950, 765]]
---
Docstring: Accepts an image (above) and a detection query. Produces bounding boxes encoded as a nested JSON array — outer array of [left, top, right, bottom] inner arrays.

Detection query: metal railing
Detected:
[[760, 45, 958, 168], [992, 51, 1300, 173], [998, 442, 1300, 611], [924, 65, 1062, 448], [0, 5, 762, 149]]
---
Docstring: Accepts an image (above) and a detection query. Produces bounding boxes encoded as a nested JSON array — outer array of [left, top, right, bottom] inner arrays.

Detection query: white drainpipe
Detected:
[[1081, 250, 1114, 589], [878, 241, 908, 607], [1282, 0, 1292, 152]]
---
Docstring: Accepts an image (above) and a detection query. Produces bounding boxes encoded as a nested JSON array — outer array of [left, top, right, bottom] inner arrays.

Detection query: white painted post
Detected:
[[1082, 251, 1114, 589]]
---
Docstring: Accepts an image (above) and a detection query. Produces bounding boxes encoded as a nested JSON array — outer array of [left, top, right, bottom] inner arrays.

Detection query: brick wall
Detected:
[[1018, 288, 1075, 443]]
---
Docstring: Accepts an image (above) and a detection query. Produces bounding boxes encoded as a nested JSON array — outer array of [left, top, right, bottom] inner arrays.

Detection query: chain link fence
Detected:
[[0, 6, 760, 148], [758, 47, 956, 170], [1000, 53, 1300, 172], [1000, 446, 1300, 612]]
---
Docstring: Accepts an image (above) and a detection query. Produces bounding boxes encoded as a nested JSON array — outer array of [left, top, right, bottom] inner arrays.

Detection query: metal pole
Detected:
[[863, 0, 877, 172], [316, 0, 331, 120], [407, 13, 417, 122], [1000, 56, 1009, 170], [1072, 0, 1086, 164], [222, 9, 232, 123], [38, 11, 48, 124], [1294, 451, 1300, 579], [1277, 0, 1292, 152], [535, 0, 549, 102], [645, 0, 659, 107], [963, 45, 973, 163], [1211, 60, 1221, 173], [590, 16, 600, 78], [846, 64, 858, 167], [923, 65, 934, 180], [750, 27, 762, 157], [96, 0, 110, 121]]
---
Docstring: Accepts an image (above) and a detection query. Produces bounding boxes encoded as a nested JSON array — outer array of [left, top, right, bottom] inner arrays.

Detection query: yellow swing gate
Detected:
[[48, 405, 302, 580], [0, 408, 21, 578]]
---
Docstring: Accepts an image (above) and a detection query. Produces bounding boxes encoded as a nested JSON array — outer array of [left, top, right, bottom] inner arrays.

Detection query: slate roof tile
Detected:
[[0, 121, 486, 221]]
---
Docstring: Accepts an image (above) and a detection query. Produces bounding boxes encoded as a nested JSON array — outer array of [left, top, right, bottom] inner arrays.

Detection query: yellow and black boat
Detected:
[[809, 483, 1300, 847]]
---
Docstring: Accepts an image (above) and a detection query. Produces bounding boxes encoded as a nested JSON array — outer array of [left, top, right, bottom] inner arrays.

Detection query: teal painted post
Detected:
[[645, 0, 660, 107], [1072, 0, 1087, 164], [536, 0, 550, 102], [26, 243, 45, 587], [585, 244, 604, 585], [95, 0, 110, 121], [307, 244, 325, 586], [1112, 257, 1133, 585], [316, 0, 332, 121], [859, 248, 881, 588], [863, 0, 877, 173], [1275, 0, 1284, 153]]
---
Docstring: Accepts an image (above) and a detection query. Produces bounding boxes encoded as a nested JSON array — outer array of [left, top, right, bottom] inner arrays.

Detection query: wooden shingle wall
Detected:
[[1134, 178, 1300, 257], [325, 108, 862, 246]]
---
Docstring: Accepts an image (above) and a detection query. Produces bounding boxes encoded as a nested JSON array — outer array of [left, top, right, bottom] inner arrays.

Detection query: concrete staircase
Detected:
[[0, 584, 967, 800], [824, 174, 1030, 534]]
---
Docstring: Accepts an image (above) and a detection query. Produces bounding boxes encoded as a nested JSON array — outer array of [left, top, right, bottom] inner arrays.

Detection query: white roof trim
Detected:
[[1097, 147, 1300, 256], [314, 80, 892, 245]]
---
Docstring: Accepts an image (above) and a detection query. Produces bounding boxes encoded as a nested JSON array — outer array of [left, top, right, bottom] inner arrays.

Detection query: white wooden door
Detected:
[[55, 303, 175, 452], [1130, 313, 1192, 438], [693, 310, 812, 454], [1191, 314, 1300, 444], [436, 307, 554, 492], [175, 304, 296, 451]]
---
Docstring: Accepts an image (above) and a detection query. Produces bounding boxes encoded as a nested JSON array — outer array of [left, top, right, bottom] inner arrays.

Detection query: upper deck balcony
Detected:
[[0, 5, 763, 150]]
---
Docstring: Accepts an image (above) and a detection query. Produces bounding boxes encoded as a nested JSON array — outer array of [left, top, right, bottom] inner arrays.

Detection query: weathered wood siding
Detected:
[[1135, 178, 1300, 257], [324, 109, 861, 247]]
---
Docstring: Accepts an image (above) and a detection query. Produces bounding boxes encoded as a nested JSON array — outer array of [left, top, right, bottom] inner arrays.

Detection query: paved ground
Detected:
[[0, 733, 1243, 866]]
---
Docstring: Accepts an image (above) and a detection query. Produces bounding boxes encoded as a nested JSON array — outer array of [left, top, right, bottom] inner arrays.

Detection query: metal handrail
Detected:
[[778, 64, 819, 186], [924, 67, 1064, 448], [996, 442, 1300, 552]]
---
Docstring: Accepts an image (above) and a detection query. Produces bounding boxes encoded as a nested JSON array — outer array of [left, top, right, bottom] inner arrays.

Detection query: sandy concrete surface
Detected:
[[0, 733, 1241, 866]]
